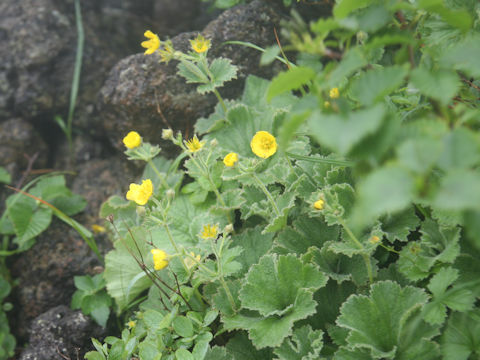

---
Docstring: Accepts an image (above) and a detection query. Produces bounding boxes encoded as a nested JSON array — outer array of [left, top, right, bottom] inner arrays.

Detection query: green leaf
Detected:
[[0, 167, 11, 184], [418, 0, 473, 31], [434, 170, 480, 211], [84, 352, 106, 360], [437, 127, 480, 171], [333, 0, 373, 19], [410, 67, 460, 105], [232, 227, 274, 276], [204, 346, 233, 360], [74, 275, 95, 291], [422, 267, 475, 325], [352, 165, 414, 227], [225, 332, 273, 360], [441, 309, 480, 360], [274, 325, 323, 360], [239, 254, 327, 317], [267, 67, 315, 101], [350, 66, 407, 105], [440, 34, 480, 77], [177, 59, 209, 84], [173, 316, 194, 338], [197, 58, 238, 94], [396, 137, 442, 174], [90, 304, 110, 328], [326, 48, 367, 88], [176, 348, 194, 360], [308, 104, 386, 156], [336, 281, 432, 358], [380, 206, 420, 243]]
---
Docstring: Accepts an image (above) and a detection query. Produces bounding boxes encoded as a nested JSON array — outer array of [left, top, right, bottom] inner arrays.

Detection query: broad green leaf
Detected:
[[267, 67, 315, 101], [326, 48, 367, 88], [441, 309, 480, 360], [225, 332, 273, 360], [198, 57, 238, 94], [84, 352, 105, 360], [352, 165, 414, 227], [173, 316, 194, 338], [350, 66, 407, 105], [232, 227, 274, 276], [337, 281, 432, 359], [396, 137, 442, 174], [410, 67, 460, 105], [274, 325, 323, 360], [440, 35, 480, 77], [434, 170, 480, 211], [177, 59, 209, 84], [308, 104, 385, 156], [239, 254, 327, 317], [437, 127, 480, 171], [380, 206, 420, 243], [223, 290, 319, 349], [90, 304, 110, 328], [321, 183, 356, 226], [333, 0, 373, 19], [204, 346, 233, 360], [74, 275, 95, 291], [175, 348, 194, 360], [418, 0, 473, 31]]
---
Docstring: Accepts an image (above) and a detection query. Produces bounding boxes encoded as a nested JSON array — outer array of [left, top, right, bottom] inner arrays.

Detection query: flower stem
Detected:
[[164, 222, 189, 273], [209, 238, 237, 312], [213, 89, 227, 113], [147, 159, 169, 189], [252, 173, 281, 216]]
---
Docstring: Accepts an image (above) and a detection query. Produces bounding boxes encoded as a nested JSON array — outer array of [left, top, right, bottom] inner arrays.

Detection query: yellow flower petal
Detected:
[[151, 249, 169, 270], [141, 30, 160, 55], [190, 35, 211, 53], [329, 87, 339, 99], [123, 131, 142, 149], [126, 179, 153, 206], [201, 224, 218, 239], [250, 131, 277, 159], [223, 152, 239, 167], [185, 135, 205, 152]]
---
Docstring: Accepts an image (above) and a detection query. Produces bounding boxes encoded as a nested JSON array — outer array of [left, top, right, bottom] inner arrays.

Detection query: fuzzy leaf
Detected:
[[197, 57, 238, 94], [267, 67, 315, 101], [225, 332, 273, 360], [441, 309, 480, 360], [350, 66, 407, 105], [232, 227, 274, 276], [239, 254, 327, 317], [410, 67, 460, 105], [380, 206, 419, 243], [274, 325, 324, 360], [308, 104, 385, 156], [440, 34, 480, 77], [434, 170, 480, 211], [337, 281, 433, 359]]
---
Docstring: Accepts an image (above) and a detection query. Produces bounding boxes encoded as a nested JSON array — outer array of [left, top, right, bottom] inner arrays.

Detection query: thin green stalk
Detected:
[[164, 223, 189, 272], [209, 238, 236, 312], [147, 159, 169, 188], [213, 89, 227, 113], [67, 0, 84, 153], [339, 219, 373, 284], [252, 173, 281, 216]]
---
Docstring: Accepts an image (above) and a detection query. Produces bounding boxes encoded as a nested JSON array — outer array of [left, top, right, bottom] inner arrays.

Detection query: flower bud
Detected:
[[162, 128, 173, 140], [210, 138, 218, 147], [136, 206, 146, 217], [224, 224, 234, 234], [166, 188, 175, 201]]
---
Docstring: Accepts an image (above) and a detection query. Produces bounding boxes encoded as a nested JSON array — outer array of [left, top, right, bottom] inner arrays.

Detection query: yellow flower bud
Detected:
[[369, 235, 381, 244], [223, 152, 239, 167], [314, 199, 324, 210], [329, 87, 340, 99]]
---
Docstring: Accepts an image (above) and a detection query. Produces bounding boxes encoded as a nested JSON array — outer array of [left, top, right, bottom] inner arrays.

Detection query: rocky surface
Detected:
[[19, 305, 104, 360], [98, 0, 285, 152]]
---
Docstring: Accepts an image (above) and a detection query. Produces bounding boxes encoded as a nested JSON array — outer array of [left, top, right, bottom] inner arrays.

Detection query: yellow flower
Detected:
[[185, 252, 201, 269], [190, 34, 211, 53], [201, 224, 218, 239], [223, 152, 239, 167], [123, 131, 142, 149], [91, 224, 106, 234], [250, 131, 277, 159], [314, 199, 324, 210], [369, 235, 381, 244], [185, 135, 205, 152], [126, 179, 153, 205], [151, 249, 169, 270], [329, 87, 340, 99], [127, 320, 136, 329], [141, 30, 160, 55]]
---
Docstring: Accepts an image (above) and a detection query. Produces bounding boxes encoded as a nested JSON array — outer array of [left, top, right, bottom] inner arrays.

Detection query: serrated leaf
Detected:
[[410, 67, 460, 105], [225, 332, 273, 360], [274, 325, 324, 360], [350, 66, 407, 105], [326, 47, 367, 88], [437, 127, 480, 171], [177, 59, 209, 84], [308, 104, 386, 156], [441, 309, 480, 360], [197, 58, 238, 94], [267, 66, 315, 101], [440, 34, 480, 77], [232, 227, 274, 276], [418, 0, 473, 31], [239, 254, 327, 317], [204, 346, 233, 360], [337, 281, 433, 359], [380, 206, 419, 243]]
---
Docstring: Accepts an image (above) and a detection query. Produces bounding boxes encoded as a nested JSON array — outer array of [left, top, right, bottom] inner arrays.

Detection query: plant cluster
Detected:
[[85, 1, 480, 358]]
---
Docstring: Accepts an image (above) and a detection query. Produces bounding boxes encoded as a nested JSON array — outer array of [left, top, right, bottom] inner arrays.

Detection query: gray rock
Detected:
[[19, 305, 104, 360], [98, 0, 285, 153]]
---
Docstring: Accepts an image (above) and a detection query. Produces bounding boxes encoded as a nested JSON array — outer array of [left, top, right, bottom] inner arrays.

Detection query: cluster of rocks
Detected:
[[0, 0, 330, 358]]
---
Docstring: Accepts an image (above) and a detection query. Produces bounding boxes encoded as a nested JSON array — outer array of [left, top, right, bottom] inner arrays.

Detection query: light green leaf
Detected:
[[440, 35, 480, 77], [0, 167, 11, 184], [337, 281, 432, 359], [396, 137, 442, 174], [434, 170, 480, 211], [267, 67, 315, 101], [204, 346, 233, 360], [239, 254, 327, 317], [90, 304, 110, 328], [410, 67, 460, 105], [333, 0, 373, 19], [326, 48, 367, 88], [225, 332, 273, 360], [175, 348, 194, 360], [418, 0, 473, 31], [380, 206, 420, 243], [173, 316, 194, 338], [437, 127, 480, 171], [197, 58, 238, 94], [177, 59, 209, 84], [232, 227, 274, 276], [274, 325, 324, 360], [308, 104, 386, 156], [352, 165, 414, 227], [441, 309, 480, 360]]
